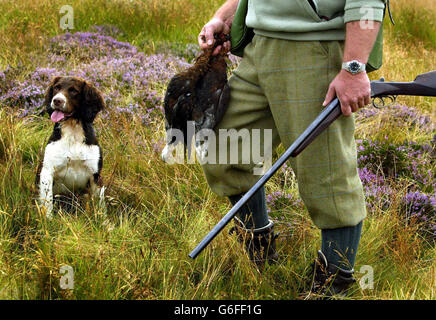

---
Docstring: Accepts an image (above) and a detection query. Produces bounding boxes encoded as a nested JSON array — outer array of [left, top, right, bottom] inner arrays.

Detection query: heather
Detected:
[[0, 32, 191, 125], [0, 0, 435, 300]]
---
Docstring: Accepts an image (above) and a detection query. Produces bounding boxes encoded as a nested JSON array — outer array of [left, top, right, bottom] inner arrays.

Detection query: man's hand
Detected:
[[198, 0, 238, 55], [323, 70, 371, 116], [323, 20, 381, 116], [198, 18, 231, 56]]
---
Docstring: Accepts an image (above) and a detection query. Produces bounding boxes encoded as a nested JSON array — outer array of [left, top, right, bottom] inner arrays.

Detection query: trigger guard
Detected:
[[372, 95, 397, 109], [372, 97, 385, 109]]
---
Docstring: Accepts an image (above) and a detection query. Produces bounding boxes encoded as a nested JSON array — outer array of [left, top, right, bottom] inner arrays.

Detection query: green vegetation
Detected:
[[0, 0, 434, 300]]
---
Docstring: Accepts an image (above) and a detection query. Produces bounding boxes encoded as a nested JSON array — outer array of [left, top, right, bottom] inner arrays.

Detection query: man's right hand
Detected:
[[198, 18, 231, 56]]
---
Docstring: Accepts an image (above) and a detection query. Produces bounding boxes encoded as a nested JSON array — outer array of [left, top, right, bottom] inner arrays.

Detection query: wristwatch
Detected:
[[342, 60, 366, 75]]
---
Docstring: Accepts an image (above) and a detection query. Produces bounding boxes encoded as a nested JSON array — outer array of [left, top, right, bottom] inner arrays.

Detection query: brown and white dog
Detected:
[[36, 76, 105, 218]]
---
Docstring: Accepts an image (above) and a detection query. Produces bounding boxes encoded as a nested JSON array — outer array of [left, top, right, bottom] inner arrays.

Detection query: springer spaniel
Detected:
[[36, 76, 105, 218]]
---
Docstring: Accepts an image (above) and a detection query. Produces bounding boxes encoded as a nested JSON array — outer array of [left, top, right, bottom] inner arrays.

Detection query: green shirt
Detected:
[[246, 0, 385, 41]]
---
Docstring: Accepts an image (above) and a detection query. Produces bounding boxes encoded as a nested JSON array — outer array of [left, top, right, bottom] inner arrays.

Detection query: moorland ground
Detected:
[[0, 0, 434, 299]]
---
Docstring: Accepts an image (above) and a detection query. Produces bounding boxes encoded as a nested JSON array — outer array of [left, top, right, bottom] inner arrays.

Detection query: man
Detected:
[[198, 0, 384, 296]]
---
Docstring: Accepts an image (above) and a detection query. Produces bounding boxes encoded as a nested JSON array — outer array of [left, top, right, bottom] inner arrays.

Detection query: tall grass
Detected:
[[386, 0, 436, 50], [0, 0, 435, 300], [0, 0, 219, 68], [371, 0, 436, 114]]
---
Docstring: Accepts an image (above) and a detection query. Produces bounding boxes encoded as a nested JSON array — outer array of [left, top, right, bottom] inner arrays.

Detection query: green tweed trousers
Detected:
[[202, 35, 367, 229]]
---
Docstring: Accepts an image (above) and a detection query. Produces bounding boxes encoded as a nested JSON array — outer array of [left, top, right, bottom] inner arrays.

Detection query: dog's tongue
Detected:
[[51, 110, 66, 123]]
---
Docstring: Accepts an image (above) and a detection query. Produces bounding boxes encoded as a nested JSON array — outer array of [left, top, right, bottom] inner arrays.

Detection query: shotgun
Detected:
[[189, 71, 436, 259]]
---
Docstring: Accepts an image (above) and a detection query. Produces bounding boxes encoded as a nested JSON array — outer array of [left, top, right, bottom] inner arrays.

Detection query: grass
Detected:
[[386, 0, 436, 50], [0, 0, 218, 68], [0, 0, 435, 300], [371, 0, 436, 114]]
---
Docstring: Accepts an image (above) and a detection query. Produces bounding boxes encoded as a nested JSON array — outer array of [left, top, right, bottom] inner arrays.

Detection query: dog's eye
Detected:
[[54, 85, 61, 91], [186, 92, 191, 97], [69, 87, 78, 94]]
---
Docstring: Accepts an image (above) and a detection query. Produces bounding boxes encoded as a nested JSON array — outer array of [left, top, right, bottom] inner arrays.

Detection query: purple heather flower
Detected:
[[0, 28, 191, 121]]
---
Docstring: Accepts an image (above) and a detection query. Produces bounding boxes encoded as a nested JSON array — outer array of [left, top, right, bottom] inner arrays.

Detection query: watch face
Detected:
[[349, 61, 360, 73]]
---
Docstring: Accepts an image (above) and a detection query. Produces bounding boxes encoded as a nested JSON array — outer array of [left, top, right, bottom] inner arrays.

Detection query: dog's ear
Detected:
[[43, 76, 61, 114], [81, 81, 105, 123]]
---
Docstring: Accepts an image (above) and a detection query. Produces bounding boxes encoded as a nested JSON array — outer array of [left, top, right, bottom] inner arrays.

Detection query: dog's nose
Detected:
[[53, 98, 65, 107]]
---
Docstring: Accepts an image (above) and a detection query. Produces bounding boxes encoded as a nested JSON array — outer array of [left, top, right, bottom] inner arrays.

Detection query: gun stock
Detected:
[[371, 71, 436, 98], [188, 71, 436, 260]]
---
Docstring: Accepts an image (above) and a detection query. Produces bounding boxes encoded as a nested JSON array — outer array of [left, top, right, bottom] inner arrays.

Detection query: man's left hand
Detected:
[[323, 70, 371, 117]]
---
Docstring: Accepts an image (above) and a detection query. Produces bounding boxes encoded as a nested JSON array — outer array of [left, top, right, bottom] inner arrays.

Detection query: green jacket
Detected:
[[246, 0, 385, 41]]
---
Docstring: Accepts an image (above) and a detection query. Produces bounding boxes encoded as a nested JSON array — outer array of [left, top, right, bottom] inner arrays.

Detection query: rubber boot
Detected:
[[309, 250, 356, 298], [229, 219, 279, 268]]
